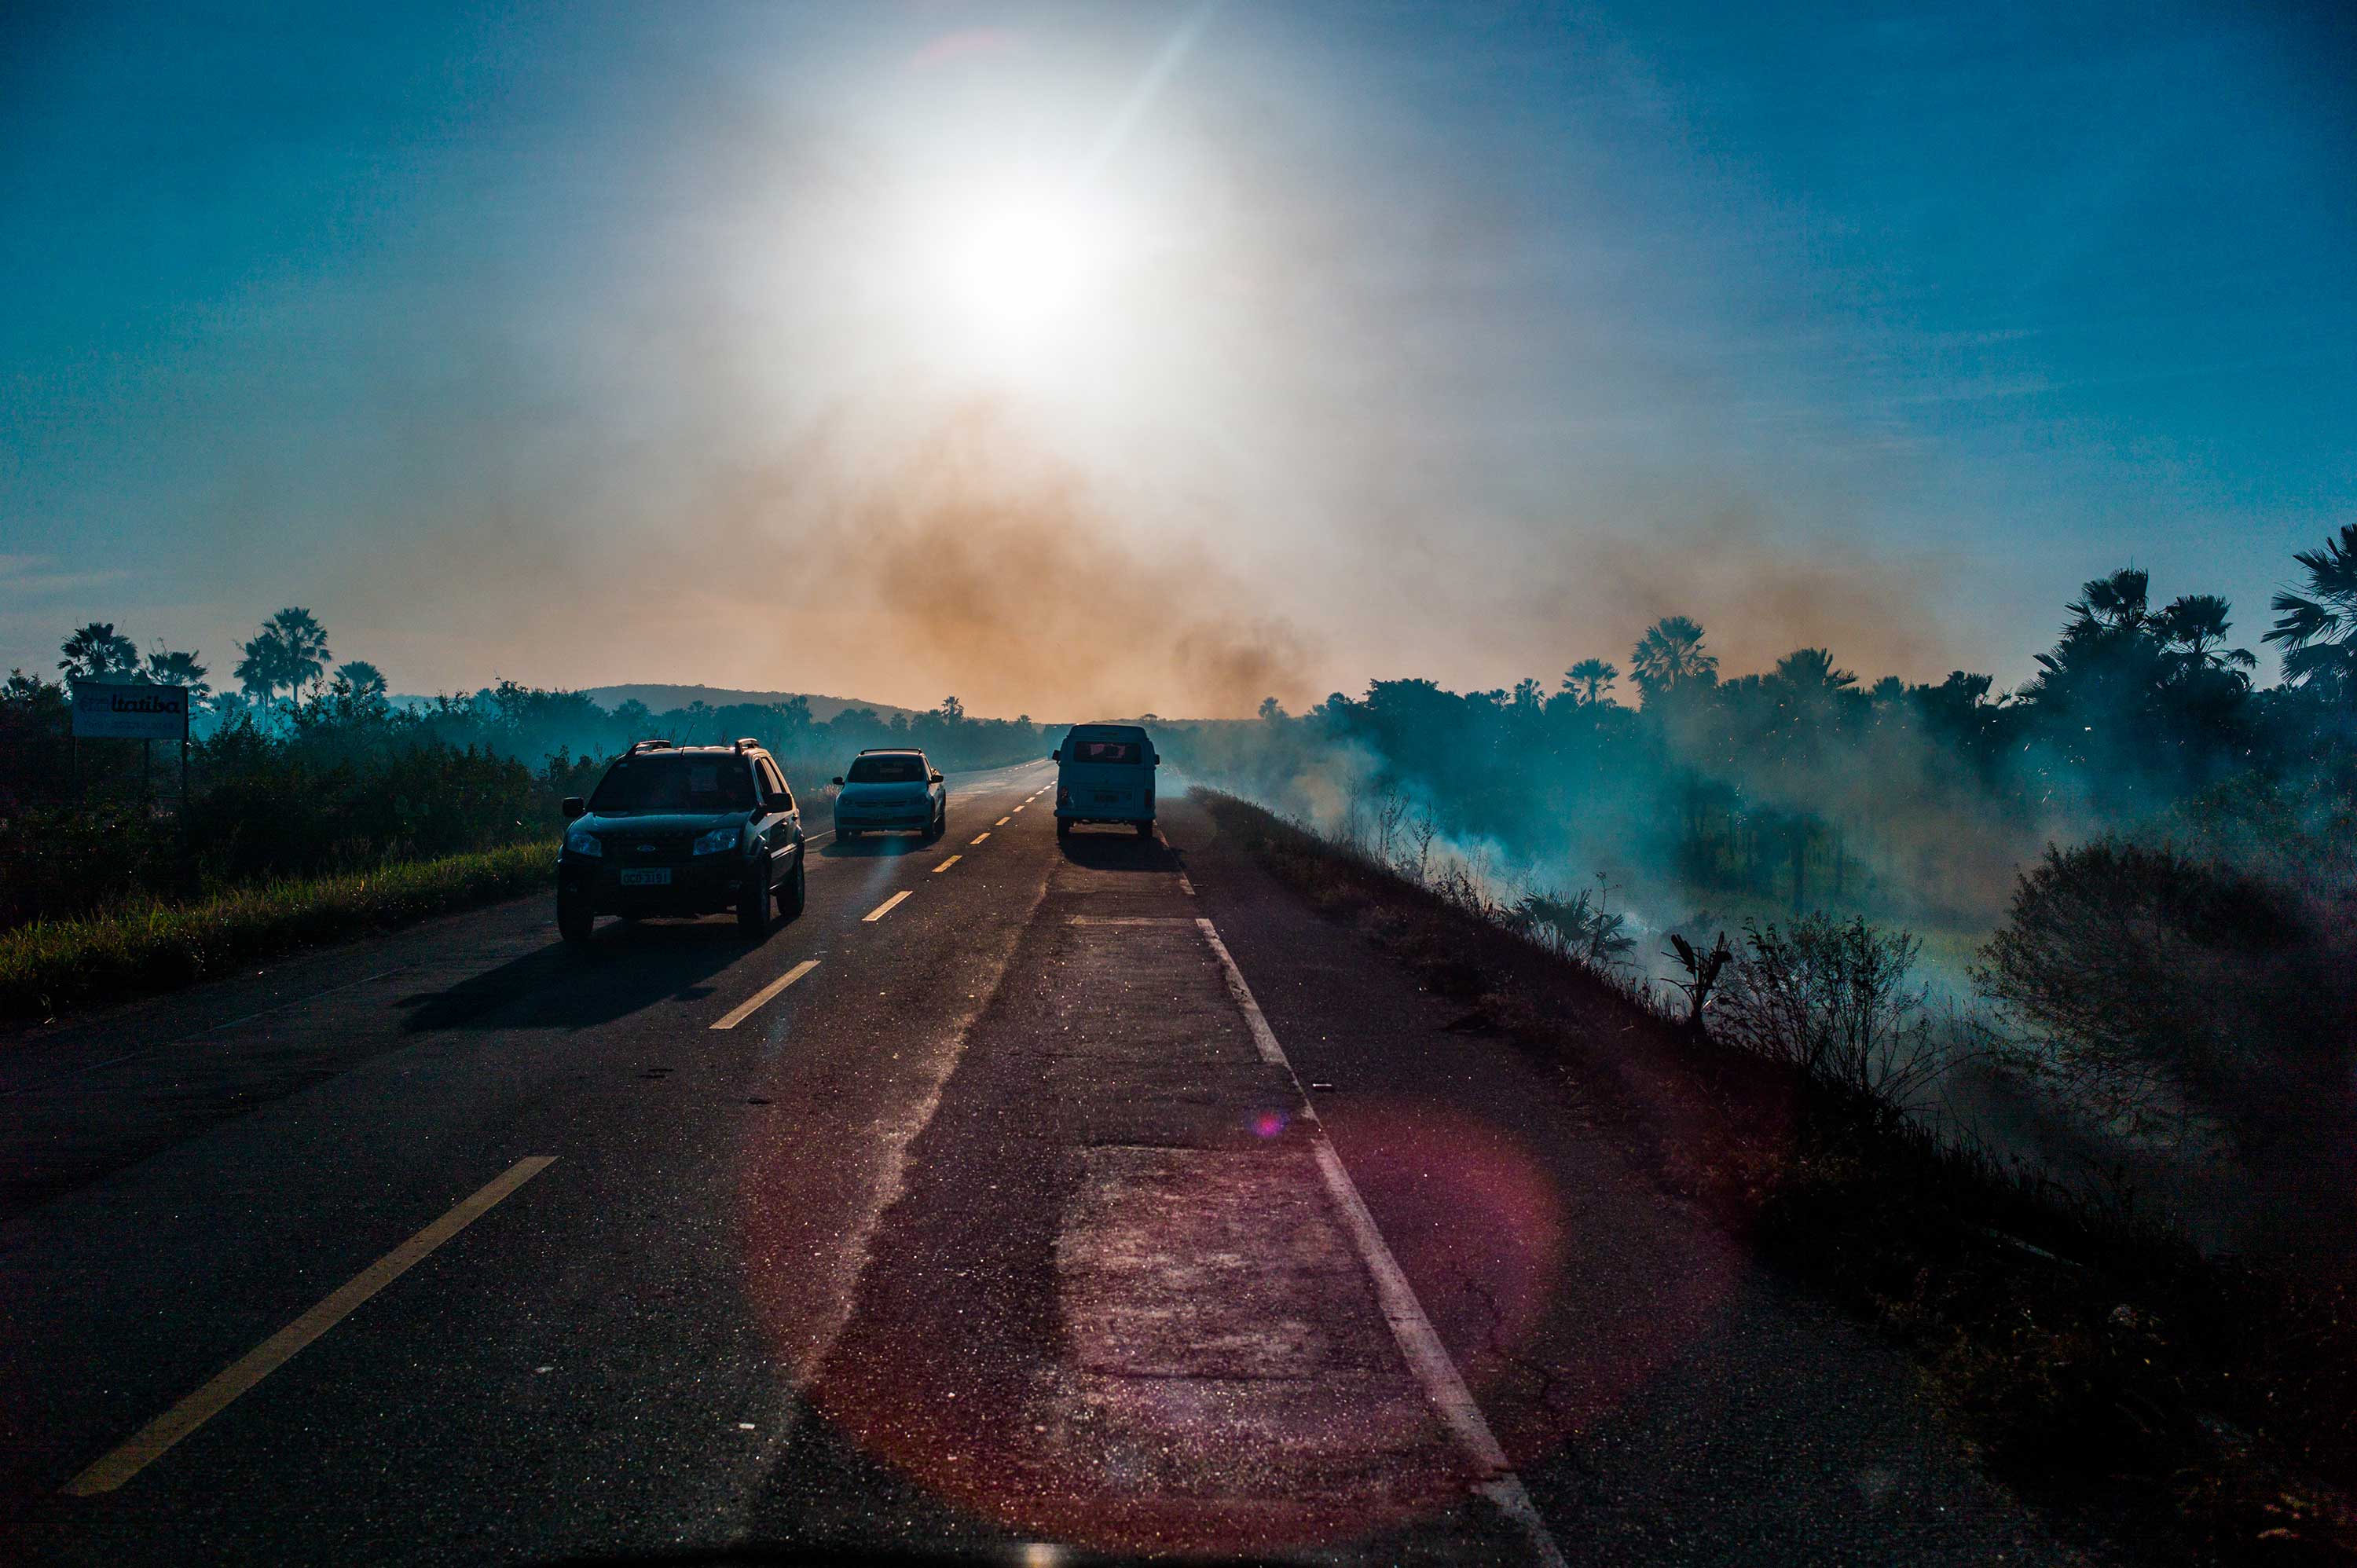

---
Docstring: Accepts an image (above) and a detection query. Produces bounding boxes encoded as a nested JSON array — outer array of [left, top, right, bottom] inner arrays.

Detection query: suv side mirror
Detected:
[[562, 797, 585, 820], [929, 770, 944, 784], [831, 776, 844, 786]]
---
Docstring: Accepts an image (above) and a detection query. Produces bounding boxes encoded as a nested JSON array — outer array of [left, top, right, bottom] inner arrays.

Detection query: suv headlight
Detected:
[[566, 826, 602, 857], [692, 826, 740, 856]]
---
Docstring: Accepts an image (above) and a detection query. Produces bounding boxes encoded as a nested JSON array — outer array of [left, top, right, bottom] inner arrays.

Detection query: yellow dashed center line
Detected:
[[710, 958, 819, 1031], [970, 832, 990, 845], [64, 1156, 557, 1497], [932, 855, 961, 874], [863, 890, 911, 922], [995, 815, 1010, 826]]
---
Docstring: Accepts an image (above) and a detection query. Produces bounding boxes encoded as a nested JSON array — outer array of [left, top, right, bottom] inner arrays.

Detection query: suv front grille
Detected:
[[608, 833, 694, 865]]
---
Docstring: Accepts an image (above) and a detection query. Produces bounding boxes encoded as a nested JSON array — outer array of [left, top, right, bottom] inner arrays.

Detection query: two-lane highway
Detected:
[[5, 761, 1067, 1559], [2, 763, 2073, 1565]]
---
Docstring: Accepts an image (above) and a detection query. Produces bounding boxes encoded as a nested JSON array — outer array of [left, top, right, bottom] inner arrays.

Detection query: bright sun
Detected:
[[919, 182, 1117, 354]]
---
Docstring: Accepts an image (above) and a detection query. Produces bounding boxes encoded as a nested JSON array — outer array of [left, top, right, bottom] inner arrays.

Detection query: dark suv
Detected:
[[557, 739, 806, 946]]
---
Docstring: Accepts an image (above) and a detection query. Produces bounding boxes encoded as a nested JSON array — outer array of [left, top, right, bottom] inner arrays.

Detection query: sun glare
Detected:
[[909, 181, 1120, 362]]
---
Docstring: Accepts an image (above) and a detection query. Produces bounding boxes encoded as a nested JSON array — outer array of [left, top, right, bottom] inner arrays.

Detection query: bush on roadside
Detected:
[[1710, 914, 1950, 1105], [1504, 877, 1637, 967], [1976, 840, 2357, 1160]]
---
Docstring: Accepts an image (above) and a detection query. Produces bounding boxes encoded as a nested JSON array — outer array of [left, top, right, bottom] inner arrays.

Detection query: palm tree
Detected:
[[1629, 617, 1716, 703], [1770, 647, 1858, 693], [267, 608, 331, 697], [234, 607, 332, 706], [2067, 567, 2152, 633], [1561, 658, 1619, 705], [58, 622, 139, 684], [144, 647, 212, 702], [233, 632, 285, 702], [2154, 595, 2256, 680], [333, 660, 388, 700], [2265, 523, 2357, 698]]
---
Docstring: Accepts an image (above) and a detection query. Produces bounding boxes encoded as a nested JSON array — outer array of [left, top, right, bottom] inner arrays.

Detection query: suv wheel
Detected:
[[737, 872, 772, 940], [558, 890, 594, 947], [779, 855, 807, 920]]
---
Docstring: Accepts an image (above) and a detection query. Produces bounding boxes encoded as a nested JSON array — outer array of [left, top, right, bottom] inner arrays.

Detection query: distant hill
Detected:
[[578, 685, 920, 723], [386, 685, 920, 722]]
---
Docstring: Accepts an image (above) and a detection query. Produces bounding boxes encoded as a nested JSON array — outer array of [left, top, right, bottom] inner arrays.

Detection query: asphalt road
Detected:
[[0, 761, 2080, 1564]]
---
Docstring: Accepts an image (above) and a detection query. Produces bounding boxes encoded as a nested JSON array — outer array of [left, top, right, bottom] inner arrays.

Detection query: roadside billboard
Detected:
[[71, 682, 192, 741]]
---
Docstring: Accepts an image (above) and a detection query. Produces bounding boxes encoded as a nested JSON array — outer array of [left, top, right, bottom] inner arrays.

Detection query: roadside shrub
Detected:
[[1505, 876, 1636, 967], [1976, 840, 2357, 1156], [1714, 914, 1947, 1104], [0, 800, 182, 927]]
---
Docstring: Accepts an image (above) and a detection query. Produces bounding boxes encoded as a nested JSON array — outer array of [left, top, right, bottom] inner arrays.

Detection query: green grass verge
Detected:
[[0, 841, 556, 1020]]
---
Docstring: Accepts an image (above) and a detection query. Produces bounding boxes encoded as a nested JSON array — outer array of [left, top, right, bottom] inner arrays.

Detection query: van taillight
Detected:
[[1056, 786, 1070, 805]]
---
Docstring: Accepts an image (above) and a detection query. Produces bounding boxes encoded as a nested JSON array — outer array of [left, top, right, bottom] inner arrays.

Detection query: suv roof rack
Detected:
[[624, 738, 673, 756]]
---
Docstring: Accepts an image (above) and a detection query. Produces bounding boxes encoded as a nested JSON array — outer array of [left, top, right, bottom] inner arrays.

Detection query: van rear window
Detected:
[[1072, 740, 1141, 764], [848, 754, 927, 783]]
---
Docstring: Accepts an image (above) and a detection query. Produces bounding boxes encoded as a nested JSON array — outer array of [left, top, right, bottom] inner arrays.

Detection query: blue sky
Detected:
[[3, 1, 2351, 714]]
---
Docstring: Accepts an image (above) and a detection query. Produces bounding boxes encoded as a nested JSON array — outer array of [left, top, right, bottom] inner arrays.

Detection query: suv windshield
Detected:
[[589, 753, 755, 813], [847, 754, 927, 783]]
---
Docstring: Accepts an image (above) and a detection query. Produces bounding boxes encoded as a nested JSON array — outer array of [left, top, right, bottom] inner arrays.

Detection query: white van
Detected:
[[1051, 724, 1158, 840]]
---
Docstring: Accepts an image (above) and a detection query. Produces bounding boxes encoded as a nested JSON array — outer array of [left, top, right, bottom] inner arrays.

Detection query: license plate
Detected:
[[619, 868, 671, 887], [1094, 791, 1123, 804]]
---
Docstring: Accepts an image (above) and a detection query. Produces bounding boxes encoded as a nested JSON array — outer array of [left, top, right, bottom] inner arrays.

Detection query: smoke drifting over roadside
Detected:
[[768, 408, 1310, 720], [1577, 506, 1955, 683]]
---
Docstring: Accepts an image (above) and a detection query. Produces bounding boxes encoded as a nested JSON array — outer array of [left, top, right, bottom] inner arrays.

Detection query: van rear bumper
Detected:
[[1055, 786, 1153, 823]]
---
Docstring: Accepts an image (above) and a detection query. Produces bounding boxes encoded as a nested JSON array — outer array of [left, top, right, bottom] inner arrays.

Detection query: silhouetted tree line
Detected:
[[1172, 529, 2357, 931], [0, 606, 1048, 927]]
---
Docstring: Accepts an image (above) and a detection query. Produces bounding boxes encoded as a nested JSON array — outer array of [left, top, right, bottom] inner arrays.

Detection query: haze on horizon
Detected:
[[4, 1, 2351, 718]]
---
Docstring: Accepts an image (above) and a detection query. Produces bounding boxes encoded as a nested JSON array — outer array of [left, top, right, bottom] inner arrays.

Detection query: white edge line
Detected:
[[710, 958, 819, 1031], [1177, 873, 1197, 896], [862, 890, 912, 922], [1193, 917, 1567, 1568]]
